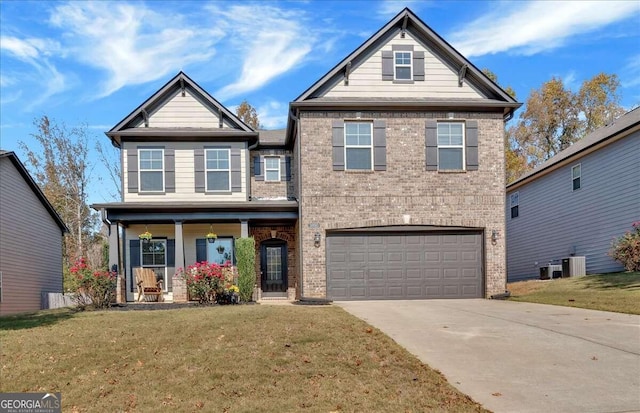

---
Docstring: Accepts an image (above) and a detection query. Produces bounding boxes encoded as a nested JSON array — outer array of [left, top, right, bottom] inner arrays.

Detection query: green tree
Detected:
[[20, 116, 99, 270], [235, 100, 260, 129]]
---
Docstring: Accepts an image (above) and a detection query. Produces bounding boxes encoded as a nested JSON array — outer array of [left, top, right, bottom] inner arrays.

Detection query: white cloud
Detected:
[[211, 5, 315, 100], [622, 54, 640, 88], [49, 2, 223, 98], [257, 100, 288, 129], [451, 1, 640, 57]]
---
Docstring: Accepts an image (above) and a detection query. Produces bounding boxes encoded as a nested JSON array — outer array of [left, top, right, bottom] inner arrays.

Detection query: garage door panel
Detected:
[[327, 232, 483, 300]]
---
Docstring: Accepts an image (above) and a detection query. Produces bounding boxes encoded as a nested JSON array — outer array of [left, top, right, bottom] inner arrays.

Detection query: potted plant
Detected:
[[206, 232, 217, 243], [138, 230, 153, 244]]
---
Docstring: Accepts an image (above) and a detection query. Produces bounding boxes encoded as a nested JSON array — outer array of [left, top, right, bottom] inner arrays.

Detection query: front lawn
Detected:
[[0, 305, 486, 412], [508, 272, 640, 314]]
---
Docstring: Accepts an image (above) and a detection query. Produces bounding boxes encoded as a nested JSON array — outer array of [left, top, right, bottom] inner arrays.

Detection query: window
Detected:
[[207, 238, 234, 265], [572, 164, 581, 191], [437, 123, 464, 170], [139, 149, 164, 192], [345, 122, 372, 170], [394, 51, 412, 80], [141, 239, 167, 290], [205, 149, 230, 191], [265, 157, 280, 182], [510, 192, 519, 219]]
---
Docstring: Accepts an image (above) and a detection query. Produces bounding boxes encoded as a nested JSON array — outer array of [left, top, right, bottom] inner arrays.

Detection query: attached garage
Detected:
[[326, 228, 484, 300]]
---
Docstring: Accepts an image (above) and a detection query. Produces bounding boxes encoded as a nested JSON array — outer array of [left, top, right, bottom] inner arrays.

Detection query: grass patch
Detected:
[[508, 272, 640, 314], [0, 305, 486, 412]]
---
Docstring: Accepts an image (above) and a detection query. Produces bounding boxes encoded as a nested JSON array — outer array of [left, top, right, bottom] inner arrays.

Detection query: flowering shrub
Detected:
[[176, 261, 228, 304], [609, 222, 640, 271], [68, 257, 116, 309]]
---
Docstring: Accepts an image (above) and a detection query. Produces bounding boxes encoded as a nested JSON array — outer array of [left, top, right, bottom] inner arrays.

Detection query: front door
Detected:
[[260, 240, 288, 292]]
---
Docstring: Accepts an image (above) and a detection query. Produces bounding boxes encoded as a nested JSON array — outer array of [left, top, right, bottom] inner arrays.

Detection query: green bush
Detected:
[[235, 237, 256, 302], [610, 222, 640, 271]]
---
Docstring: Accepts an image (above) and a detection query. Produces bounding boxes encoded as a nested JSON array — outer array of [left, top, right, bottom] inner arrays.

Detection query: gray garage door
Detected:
[[326, 232, 483, 300]]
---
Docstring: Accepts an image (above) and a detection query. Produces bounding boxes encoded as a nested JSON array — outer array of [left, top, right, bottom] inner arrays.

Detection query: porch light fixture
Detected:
[[313, 232, 321, 248], [491, 230, 499, 245], [271, 230, 277, 239], [206, 224, 217, 243]]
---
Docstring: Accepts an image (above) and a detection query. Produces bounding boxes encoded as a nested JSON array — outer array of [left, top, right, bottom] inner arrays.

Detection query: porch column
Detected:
[[109, 222, 125, 303], [241, 220, 249, 238], [173, 221, 187, 302]]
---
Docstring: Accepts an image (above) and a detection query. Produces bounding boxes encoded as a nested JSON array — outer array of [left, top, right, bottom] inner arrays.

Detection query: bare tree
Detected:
[[96, 140, 122, 200], [235, 100, 260, 129]]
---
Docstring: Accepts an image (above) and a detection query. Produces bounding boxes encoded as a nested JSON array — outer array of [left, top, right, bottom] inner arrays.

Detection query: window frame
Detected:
[[394, 50, 413, 81], [437, 122, 466, 171], [206, 236, 235, 266], [572, 164, 581, 191], [138, 148, 165, 193], [264, 156, 281, 182], [205, 148, 231, 192], [510, 192, 519, 219], [344, 121, 374, 171]]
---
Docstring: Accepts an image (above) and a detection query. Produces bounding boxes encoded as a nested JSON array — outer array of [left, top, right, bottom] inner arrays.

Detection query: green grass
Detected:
[[508, 272, 640, 314], [0, 305, 487, 413]]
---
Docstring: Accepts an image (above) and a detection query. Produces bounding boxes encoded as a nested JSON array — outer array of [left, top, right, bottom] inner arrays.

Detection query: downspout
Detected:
[[289, 107, 304, 299]]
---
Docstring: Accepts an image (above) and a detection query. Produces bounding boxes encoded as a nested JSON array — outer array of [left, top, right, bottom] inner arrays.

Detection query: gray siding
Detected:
[[0, 158, 64, 315], [506, 133, 640, 281]]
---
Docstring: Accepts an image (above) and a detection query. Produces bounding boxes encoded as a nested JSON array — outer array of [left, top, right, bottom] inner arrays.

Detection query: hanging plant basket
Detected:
[[206, 232, 217, 243], [139, 231, 153, 243]]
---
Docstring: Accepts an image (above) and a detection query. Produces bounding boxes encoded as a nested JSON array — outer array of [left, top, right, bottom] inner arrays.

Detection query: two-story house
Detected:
[[93, 8, 520, 302]]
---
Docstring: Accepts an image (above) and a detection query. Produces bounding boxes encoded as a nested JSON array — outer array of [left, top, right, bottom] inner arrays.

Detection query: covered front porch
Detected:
[[92, 201, 298, 303]]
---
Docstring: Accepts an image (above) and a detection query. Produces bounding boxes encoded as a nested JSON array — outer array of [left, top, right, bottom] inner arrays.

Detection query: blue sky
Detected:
[[1, 0, 639, 204]]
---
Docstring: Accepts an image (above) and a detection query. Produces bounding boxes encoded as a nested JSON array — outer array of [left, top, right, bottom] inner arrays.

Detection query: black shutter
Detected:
[[280, 156, 288, 181], [413, 51, 425, 81], [194, 149, 205, 192], [381, 51, 393, 81], [196, 239, 207, 263], [165, 148, 175, 193], [127, 150, 138, 193], [254, 155, 264, 181], [425, 120, 438, 171], [466, 120, 479, 170], [231, 148, 241, 192], [129, 240, 140, 293], [373, 120, 386, 171], [167, 239, 175, 267], [332, 120, 345, 171], [285, 156, 292, 181]]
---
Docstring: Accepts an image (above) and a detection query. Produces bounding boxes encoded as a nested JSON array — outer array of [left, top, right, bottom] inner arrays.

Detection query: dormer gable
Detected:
[[293, 8, 519, 115], [106, 72, 256, 148]]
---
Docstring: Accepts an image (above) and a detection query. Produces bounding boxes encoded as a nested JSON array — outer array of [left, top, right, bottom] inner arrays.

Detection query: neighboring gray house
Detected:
[[0, 151, 68, 315], [506, 108, 640, 281]]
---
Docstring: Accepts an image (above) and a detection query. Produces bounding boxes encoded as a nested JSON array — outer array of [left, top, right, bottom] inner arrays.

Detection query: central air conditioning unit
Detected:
[[540, 264, 563, 280], [562, 256, 586, 277]]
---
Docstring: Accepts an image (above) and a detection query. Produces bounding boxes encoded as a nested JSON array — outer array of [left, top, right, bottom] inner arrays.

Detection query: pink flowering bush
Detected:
[[68, 257, 116, 309], [609, 222, 640, 272], [176, 261, 229, 304]]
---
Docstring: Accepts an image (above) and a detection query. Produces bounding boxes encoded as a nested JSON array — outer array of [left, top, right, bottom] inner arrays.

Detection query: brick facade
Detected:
[[298, 111, 507, 298], [250, 225, 299, 300], [250, 149, 295, 200]]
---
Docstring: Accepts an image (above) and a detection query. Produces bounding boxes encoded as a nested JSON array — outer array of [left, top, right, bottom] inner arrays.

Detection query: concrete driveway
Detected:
[[336, 299, 640, 413]]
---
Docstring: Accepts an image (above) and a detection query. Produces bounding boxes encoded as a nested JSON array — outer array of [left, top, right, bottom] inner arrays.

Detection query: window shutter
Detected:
[[196, 239, 206, 263], [280, 156, 288, 181], [332, 120, 345, 171], [466, 121, 479, 170], [165, 148, 175, 193], [373, 120, 386, 171], [167, 239, 175, 267], [413, 51, 425, 81], [425, 120, 438, 171], [231, 148, 242, 192], [194, 149, 205, 193], [127, 150, 138, 193], [129, 240, 140, 293], [254, 155, 264, 181], [381, 51, 393, 81], [285, 156, 292, 180]]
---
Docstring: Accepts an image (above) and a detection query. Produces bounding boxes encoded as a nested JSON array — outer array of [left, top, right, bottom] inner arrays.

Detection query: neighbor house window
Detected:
[[394, 51, 412, 80], [141, 239, 167, 290], [572, 164, 581, 191], [510, 192, 519, 219], [207, 237, 234, 265], [205, 149, 230, 191], [345, 122, 372, 170], [265, 157, 280, 182], [139, 149, 164, 192], [437, 123, 464, 170]]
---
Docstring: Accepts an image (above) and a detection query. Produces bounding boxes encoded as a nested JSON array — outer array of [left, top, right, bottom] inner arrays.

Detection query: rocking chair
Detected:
[[134, 267, 164, 302]]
